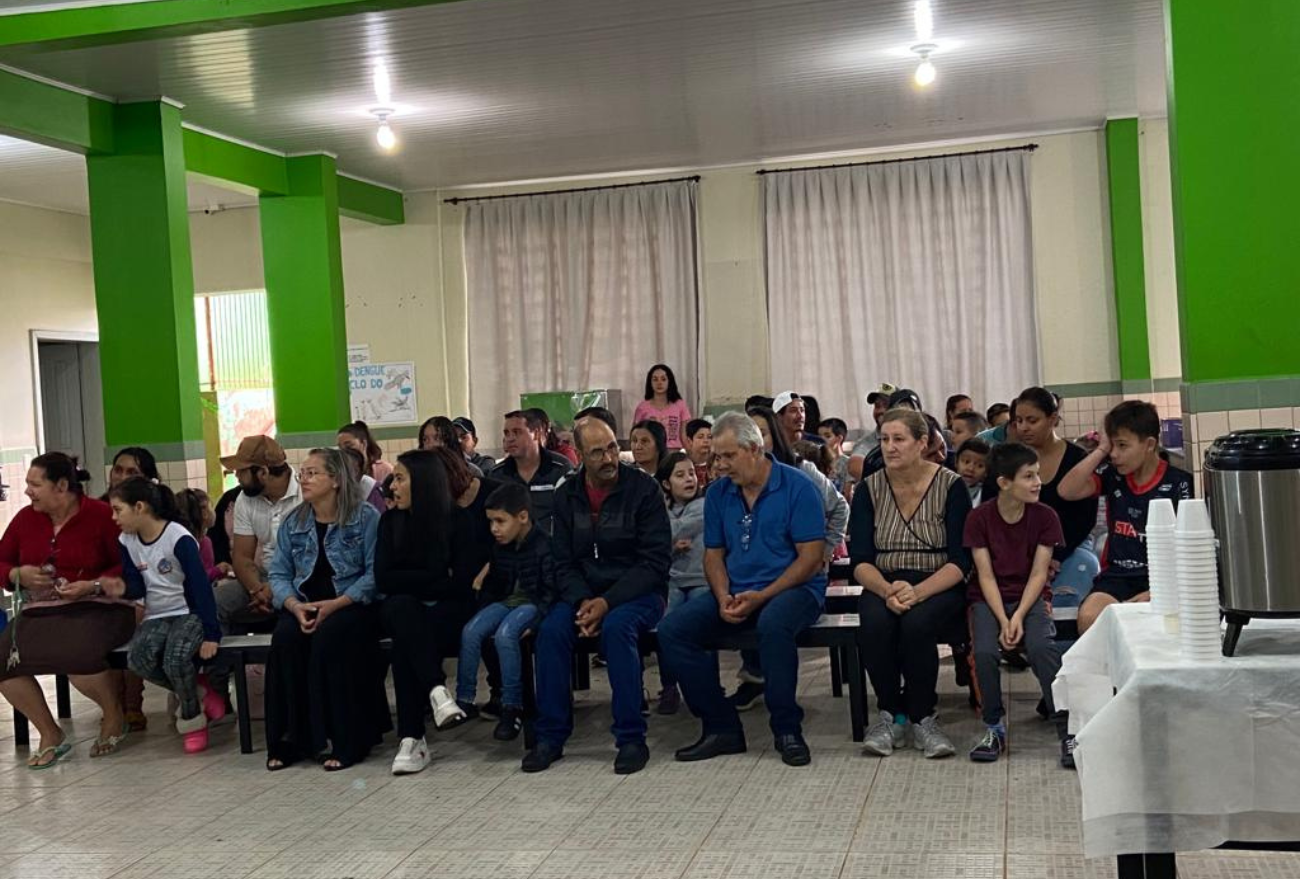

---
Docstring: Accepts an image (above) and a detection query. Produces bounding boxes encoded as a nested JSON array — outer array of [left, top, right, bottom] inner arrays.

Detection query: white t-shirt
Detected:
[[232, 474, 302, 575], [120, 522, 203, 623]]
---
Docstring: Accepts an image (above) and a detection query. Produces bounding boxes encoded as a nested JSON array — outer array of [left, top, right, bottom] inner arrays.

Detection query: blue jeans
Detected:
[[456, 602, 539, 708], [534, 593, 664, 748], [658, 588, 823, 738], [660, 585, 707, 688]]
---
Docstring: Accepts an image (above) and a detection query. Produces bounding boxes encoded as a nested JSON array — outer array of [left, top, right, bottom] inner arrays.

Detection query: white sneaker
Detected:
[[862, 711, 905, 756], [913, 715, 956, 759], [391, 737, 430, 775], [430, 686, 467, 729]]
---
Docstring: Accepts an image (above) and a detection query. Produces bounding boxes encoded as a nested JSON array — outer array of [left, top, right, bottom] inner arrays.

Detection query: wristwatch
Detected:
[[92, 580, 103, 597]]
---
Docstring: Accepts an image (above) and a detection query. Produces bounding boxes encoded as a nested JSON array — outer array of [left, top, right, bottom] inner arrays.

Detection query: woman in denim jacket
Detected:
[[265, 447, 386, 771]]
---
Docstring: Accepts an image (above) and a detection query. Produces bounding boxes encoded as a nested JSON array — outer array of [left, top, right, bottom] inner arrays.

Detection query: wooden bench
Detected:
[[522, 613, 866, 749]]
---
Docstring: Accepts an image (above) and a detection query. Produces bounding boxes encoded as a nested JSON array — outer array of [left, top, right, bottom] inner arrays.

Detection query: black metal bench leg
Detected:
[[828, 647, 843, 698], [234, 653, 253, 755], [1116, 853, 1176, 879], [846, 640, 866, 742], [55, 675, 72, 719], [13, 711, 29, 748], [572, 651, 591, 691]]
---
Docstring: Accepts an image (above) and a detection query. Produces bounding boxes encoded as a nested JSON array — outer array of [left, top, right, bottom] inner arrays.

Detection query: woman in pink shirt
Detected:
[[632, 363, 692, 450]]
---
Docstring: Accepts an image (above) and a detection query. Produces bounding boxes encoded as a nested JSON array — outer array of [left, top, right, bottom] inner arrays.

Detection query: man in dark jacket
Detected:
[[522, 418, 672, 776]]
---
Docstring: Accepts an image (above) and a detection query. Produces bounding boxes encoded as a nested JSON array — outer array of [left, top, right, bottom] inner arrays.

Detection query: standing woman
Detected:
[[633, 364, 692, 450], [630, 420, 669, 478], [1009, 388, 1099, 563], [0, 453, 135, 766], [265, 448, 385, 771], [338, 421, 394, 482], [851, 409, 973, 760]]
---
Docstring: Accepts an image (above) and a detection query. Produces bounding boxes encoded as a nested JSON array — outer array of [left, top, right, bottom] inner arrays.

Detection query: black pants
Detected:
[[858, 581, 965, 723], [264, 603, 390, 766], [379, 594, 475, 739]]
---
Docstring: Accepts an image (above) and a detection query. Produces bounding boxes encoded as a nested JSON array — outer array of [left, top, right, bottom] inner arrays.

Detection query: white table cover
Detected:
[[1053, 602, 1300, 858]]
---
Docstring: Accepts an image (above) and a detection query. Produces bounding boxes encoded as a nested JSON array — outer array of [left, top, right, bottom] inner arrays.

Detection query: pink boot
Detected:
[[177, 709, 209, 754], [198, 675, 227, 722]]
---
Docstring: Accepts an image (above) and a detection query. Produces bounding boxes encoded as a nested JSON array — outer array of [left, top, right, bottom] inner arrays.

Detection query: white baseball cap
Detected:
[[772, 391, 801, 413]]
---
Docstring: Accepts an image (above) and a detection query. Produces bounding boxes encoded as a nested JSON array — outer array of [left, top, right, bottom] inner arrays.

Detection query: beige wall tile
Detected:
[[1260, 408, 1293, 430], [1196, 411, 1230, 441], [1228, 409, 1261, 431]]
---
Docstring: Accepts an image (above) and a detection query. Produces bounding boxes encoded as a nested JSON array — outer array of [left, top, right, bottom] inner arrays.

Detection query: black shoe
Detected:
[[478, 697, 503, 721], [493, 707, 523, 742], [614, 741, 650, 775], [1036, 697, 1050, 720], [456, 700, 481, 722], [775, 733, 811, 767], [521, 742, 564, 773], [728, 681, 765, 712], [1060, 735, 1078, 770], [675, 732, 747, 762]]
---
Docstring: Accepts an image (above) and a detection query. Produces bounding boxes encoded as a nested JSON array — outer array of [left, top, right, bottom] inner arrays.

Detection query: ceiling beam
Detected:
[[337, 173, 405, 225], [0, 66, 114, 153], [0, 0, 477, 50]]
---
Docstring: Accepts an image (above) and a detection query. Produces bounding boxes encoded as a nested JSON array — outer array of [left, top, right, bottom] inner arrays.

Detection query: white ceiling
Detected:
[[0, 0, 1167, 207]]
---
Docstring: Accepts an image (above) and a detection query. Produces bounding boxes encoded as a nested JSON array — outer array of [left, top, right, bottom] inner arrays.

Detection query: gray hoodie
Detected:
[[667, 495, 707, 592]]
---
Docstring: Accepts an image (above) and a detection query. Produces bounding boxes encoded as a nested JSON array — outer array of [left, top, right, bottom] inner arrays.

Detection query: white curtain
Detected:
[[463, 180, 699, 442], [764, 150, 1038, 432]]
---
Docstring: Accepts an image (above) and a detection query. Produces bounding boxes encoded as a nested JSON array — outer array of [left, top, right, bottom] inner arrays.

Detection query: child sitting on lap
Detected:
[[454, 483, 556, 741], [963, 443, 1071, 768]]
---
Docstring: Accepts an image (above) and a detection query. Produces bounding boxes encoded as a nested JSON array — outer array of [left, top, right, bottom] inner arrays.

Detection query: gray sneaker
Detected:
[[862, 711, 900, 757], [913, 715, 956, 759]]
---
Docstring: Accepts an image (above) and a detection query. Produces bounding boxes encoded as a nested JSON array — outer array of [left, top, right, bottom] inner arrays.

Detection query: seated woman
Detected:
[[630, 419, 669, 478], [0, 453, 136, 767], [377, 450, 480, 775], [266, 447, 385, 771], [851, 409, 973, 760]]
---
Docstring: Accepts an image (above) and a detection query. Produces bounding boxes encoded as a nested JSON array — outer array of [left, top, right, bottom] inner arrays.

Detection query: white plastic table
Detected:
[[1054, 602, 1300, 877]]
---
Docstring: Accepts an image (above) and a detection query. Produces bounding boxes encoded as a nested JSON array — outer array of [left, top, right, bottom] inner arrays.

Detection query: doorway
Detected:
[[33, 332, 105, 498]]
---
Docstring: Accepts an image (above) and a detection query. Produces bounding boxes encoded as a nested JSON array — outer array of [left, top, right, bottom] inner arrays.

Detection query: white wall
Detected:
[[1138, 118, 1182, 380], [190, 207, 264, 294]]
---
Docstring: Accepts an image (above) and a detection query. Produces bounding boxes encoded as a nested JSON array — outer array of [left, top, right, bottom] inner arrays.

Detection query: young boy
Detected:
[[817, 417, 853, 495], [1058, 400, 1193, 635], [956, 438, 990, 506], [963, 442, 1070, 767], [454, 483, 556, 742], [951, 411, 989, 450], [683, 418, 713, 489]]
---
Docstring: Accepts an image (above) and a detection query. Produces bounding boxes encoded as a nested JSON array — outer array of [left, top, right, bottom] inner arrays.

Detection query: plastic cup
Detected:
[[1176, 499, 1214, 534], [1149, 498, 1176, 530]]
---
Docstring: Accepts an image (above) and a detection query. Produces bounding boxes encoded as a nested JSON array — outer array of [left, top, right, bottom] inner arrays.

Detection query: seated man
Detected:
[[522, 417, 671, 776], [658, 411, 827, 767]]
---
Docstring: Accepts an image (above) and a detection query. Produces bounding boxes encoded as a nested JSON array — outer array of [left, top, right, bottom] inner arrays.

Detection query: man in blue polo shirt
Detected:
[[657, 411, 827, 767]]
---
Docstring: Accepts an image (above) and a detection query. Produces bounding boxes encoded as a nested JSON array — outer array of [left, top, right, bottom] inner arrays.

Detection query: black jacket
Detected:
[[489, 450, 573, 536], [551, 463, 671, 608], [481, 525, 558, 612]]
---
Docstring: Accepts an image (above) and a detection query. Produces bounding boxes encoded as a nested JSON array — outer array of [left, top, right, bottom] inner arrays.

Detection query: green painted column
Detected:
[[1166, 0, 1300, 411], [259, 154, 351, 445], [86, 100, 203, 457], [1104, 118, 1151, 386]]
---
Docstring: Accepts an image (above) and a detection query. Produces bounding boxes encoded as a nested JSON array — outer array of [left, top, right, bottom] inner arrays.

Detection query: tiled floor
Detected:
[[0, 654, 1295, 879]]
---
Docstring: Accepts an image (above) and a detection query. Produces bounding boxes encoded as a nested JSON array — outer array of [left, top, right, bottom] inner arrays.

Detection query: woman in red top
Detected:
[[0, 453, 136, 767]]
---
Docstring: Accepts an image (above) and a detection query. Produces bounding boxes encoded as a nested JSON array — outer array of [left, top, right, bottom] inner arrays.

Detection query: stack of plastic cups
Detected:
[[1146, 499, 1179, 633], [1175, 498, 1221, 660]]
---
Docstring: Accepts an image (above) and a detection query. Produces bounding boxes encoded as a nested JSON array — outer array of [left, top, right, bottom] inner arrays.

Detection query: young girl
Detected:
[[176, 488, 234, 585], [653, 452, 705, 715], [633, 364, 692, 449], [338, 420, 393, 482], [108, 478, 222, 753]]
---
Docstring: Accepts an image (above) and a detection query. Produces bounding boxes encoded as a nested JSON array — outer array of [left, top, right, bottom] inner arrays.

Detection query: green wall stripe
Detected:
[[1181, 376, 1300, 413], [276, 432, 344, 451], [0, 448, 39, 465], [1167, 0, 1300, 383], [1104, 118, 1152, 382], [1045, 381, 1122, 398]]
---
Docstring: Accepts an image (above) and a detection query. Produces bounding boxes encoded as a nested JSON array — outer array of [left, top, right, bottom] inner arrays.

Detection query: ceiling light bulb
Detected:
[[914, 59, 936, 86], [376, 121, 396, 150], [914, 0, 934, 42]]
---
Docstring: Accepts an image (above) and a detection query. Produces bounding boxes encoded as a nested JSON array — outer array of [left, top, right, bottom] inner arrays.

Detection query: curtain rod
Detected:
[[755, 144, 1038, 176], [443, 175, 701, 205]]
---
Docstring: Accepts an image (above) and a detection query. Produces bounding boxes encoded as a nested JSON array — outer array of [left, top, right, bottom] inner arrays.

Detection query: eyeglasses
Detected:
[[739, 513, 753, 552], [298, 468, 326, 481]]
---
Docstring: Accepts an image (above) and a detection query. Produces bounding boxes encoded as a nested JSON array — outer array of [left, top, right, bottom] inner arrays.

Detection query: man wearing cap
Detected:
[[772, 392, 825, 448], [850, 388, 925, 481], [217, 435, 301, 632], [453, 417, 497, 473]]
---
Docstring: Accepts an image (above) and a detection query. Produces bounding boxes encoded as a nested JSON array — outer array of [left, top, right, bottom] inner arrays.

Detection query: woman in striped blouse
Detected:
[[849, 409, 973, 760]]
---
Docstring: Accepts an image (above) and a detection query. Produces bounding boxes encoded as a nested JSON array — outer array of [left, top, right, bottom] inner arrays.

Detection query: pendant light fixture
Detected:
[[910, 1, 938, 88], [368, 60, 398, 151]]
